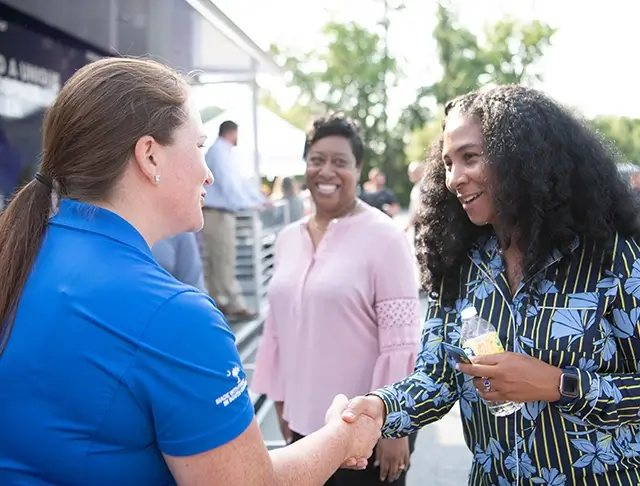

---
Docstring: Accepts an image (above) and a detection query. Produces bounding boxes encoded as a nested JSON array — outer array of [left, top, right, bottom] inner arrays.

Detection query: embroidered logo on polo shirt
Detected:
[[215, 365, 247, 407]]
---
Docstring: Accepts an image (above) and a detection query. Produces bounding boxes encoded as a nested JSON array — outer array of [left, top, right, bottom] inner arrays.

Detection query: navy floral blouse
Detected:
[[374, 232, 640, 485]]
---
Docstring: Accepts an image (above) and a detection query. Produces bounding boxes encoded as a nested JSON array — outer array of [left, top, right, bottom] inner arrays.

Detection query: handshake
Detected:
[[324, 394, 387, 470]]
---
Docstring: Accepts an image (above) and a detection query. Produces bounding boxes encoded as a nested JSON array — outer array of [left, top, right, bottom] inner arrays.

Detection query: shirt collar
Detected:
[[215, 137, 233, 150], [471, 232, 581, 271], [49, 199, 152, 257], [297, 205, 373, 230]]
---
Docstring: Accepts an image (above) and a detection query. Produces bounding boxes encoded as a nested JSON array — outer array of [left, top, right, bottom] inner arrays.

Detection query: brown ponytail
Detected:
[[0, 179, 53, 351], [0, 56, 189, 354]]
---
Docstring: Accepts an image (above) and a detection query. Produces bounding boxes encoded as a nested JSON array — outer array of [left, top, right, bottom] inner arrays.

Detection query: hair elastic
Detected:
[[34, 172, 53, 189]]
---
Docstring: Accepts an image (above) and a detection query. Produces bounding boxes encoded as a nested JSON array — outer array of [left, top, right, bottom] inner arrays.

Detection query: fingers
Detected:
[[456, 353, 505, 375], [475, 389, 505, 402], [341, 396, 368, 423], [379, 456, 391, 482], [343, 457, 357, 468], [340, 457, 369, 470], [325, 394, 349, 424], [342, 395, 385, 427], [471, 377, 507, 401], [388, 462, 406, 483], [378, 455, 407, 482], [469, 353, 504, 365], [331, 394, 349, 410], [472, 376, 492, 391], [456, 362, 498, 378]]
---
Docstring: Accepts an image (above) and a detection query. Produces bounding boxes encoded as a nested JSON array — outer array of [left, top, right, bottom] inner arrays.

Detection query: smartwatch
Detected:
[[559, 368, 580, 400]]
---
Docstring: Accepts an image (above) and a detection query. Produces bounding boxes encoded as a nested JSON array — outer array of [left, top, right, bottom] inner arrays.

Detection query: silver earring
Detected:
[[154, 175, 161, 184]]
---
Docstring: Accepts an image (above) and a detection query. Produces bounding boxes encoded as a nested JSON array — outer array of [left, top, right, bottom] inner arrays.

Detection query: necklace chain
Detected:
[[311, 200, 360, 233]]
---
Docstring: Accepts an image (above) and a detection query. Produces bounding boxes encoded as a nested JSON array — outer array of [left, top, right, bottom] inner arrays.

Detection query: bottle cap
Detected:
[[460, 307, 478, 320]]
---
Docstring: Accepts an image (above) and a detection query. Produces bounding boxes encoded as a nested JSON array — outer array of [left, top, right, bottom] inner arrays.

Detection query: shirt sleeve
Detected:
[[243, 177, 267, 206], [555, 237, 640, 428], [370, 289, 459, 438], [369, 230, 421, 390], [125, 290, 254, 457]]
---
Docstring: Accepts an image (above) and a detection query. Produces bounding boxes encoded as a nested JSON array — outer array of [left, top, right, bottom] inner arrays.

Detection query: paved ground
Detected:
[[407, 404, 472, 485]]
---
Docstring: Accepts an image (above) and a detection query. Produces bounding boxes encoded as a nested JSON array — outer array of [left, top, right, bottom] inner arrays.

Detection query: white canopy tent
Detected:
[[204, 105, 306, 179]]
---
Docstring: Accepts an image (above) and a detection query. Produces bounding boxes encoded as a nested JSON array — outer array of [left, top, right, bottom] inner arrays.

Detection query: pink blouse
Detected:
[[251, 206, 421, 436]]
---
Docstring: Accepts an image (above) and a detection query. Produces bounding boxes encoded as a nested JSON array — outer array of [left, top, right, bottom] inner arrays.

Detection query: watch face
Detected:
[[561, 373, 579, 398]]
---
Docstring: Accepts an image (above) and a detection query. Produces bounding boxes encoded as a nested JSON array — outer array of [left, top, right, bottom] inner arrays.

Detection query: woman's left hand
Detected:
[[456, 352, 564, 403], [375, 437, 410, 483]]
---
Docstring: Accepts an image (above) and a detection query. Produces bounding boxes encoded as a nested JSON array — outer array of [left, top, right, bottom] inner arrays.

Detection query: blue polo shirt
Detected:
[[0, 200, 254, 485]]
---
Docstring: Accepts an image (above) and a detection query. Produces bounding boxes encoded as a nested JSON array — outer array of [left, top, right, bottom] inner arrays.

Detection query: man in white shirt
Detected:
[[202, 121, 265, 320]]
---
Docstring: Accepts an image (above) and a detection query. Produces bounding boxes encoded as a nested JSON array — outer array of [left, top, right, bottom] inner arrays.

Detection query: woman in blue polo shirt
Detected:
[[0, 57, 379, 485]]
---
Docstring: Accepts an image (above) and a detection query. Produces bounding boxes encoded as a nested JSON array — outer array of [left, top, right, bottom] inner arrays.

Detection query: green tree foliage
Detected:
[[270, 2, 556, 204], [403, 3, 556, 162], [268, 21, 407, 199], [592, 116, 640, 164]]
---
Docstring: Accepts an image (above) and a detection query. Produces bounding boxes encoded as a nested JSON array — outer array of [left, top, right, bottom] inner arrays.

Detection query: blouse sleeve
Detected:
[[249, 233, 285, 401], [250, 311, 285, 401], [370, 230, 422, 390]]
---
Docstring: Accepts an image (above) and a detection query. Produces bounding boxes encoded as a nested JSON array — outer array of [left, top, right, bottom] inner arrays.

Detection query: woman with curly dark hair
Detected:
[[342, 85, 640, 485]]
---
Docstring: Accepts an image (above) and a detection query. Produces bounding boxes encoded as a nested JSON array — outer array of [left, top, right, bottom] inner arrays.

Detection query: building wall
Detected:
[[0, 0, 195, 71], [0, 0, 199, 202]]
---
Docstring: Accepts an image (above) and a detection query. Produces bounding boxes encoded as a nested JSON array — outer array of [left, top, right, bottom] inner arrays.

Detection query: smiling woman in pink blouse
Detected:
[[252, 114, 421, 486]]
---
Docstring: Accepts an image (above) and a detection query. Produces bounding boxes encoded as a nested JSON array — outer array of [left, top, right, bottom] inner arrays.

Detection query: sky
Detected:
[[200, 0, 639, 120]]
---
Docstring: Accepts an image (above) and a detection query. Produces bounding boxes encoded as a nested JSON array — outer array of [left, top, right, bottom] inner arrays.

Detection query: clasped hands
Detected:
[[325, 352, 564, 481], [325, 394, 410, 482]]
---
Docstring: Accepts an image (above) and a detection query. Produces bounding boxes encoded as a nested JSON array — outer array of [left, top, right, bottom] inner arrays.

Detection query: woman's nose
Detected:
[[205, 167, 214, 186], [318, 160, 336, 177], [448, 163, 468, 192]]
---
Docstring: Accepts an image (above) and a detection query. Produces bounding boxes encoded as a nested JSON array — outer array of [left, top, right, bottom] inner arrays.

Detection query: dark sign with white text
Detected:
[[0, 2, 107, 202]]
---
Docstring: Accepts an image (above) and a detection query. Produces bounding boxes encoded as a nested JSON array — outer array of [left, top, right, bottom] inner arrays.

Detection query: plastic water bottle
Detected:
[[460, 306, 523, 417]]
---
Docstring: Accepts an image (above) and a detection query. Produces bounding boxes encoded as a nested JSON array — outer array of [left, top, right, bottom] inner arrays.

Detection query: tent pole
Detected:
[[249, 60, 263, 312], [250, 60, 261, 191]]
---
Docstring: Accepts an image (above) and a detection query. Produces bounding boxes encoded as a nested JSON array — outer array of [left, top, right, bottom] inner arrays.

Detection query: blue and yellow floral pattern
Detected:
[[375, 233, 640, 485]]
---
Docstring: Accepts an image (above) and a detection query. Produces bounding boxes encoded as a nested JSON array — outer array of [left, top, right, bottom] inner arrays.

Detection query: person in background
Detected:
[[360, 168, 400, 218], [281, 177, 305, 222], [252, 114, 421, 486], [152, 232, 207, 292], [0, 56, 380, 486], [404, 161, 425, 234], [342, 85, 640, 485], [404, 161, 425, 290], [203, 120, 264, 320], [271, 176, 305, 223]]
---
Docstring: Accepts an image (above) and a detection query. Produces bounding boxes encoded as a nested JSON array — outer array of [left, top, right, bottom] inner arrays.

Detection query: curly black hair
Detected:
[[417, 84, 640, 305], [303, 113, 365, 167]]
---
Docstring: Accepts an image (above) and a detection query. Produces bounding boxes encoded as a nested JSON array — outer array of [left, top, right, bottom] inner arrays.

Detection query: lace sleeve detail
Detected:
[[374, 298, 421, 350]]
